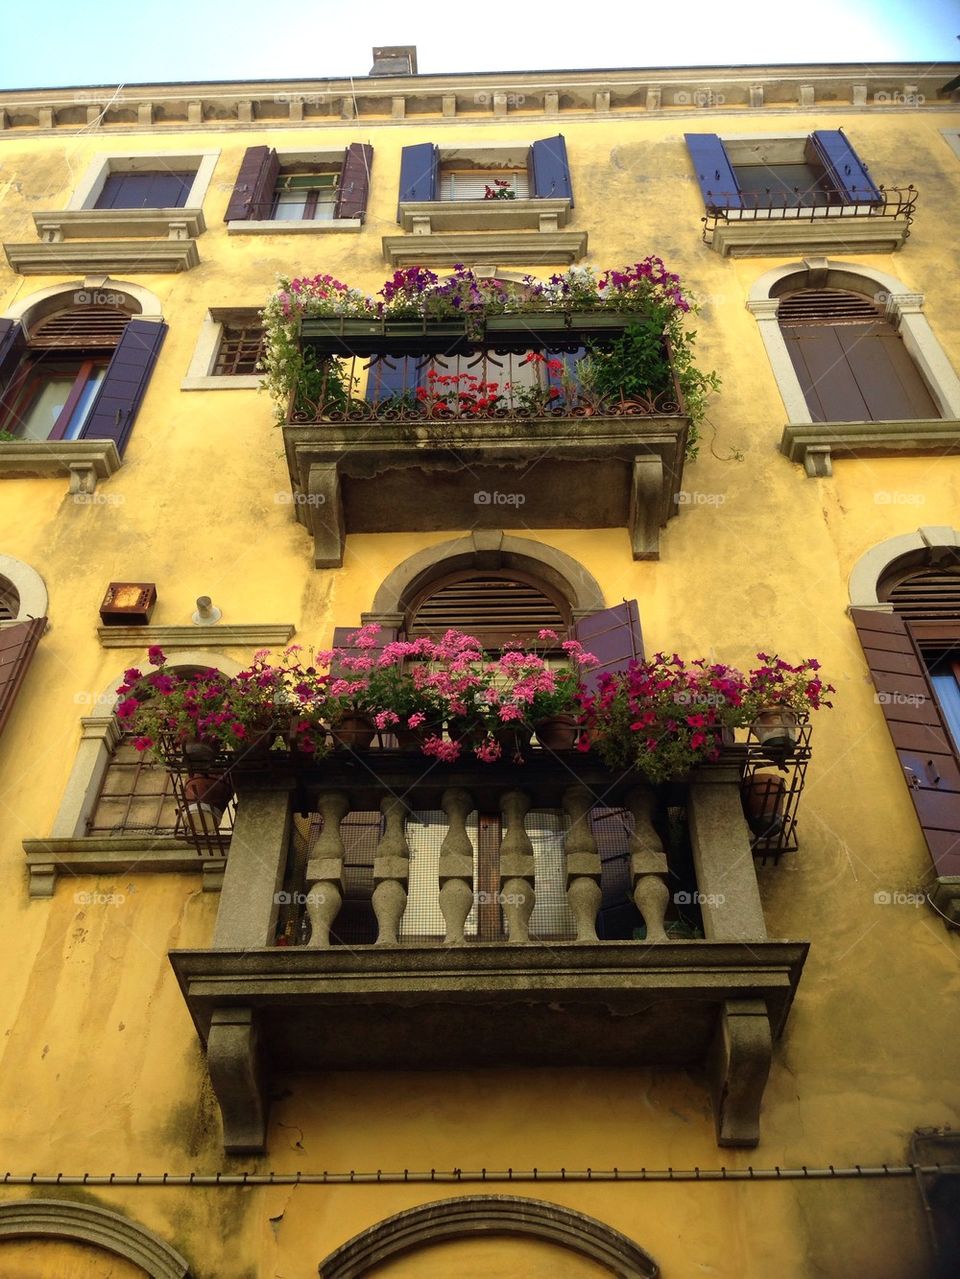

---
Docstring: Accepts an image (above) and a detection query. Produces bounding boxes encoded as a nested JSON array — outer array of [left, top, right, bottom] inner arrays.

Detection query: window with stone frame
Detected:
[[212, 317, 266, 376]]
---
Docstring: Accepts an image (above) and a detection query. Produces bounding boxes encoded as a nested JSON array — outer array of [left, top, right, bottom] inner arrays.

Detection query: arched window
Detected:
[[0, 576, 18, 620], [777, 287, 939, 423], [407, 568, 570, 646], [0, 280, 167, 461]]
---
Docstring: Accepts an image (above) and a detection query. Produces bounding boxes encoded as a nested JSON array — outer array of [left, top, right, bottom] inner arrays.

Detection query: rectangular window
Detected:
[[439, 167, 530, 201], [213, 323, 265, 376], [94, 170, 194, 210], [4, 357, 109, 441], [271, 172, 339, 222], [732, 160, 839, 209]]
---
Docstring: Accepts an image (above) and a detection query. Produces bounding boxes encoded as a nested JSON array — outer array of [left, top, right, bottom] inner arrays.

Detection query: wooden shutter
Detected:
[[574, 601, 644, 697], [0, 318, 27, 420], [334, 143, 373, 220], [408, 575, 566, 646], [29, 306, 129, 349], [851, 607, 960, 878], [397, 143, 439, 216], [78, 319, 167, 457], [808, 130, 882, 204], [224, 146, 280, 222], [0, 616, 45, 742], [529, 135, 573, 205], [684, 134, 743, 211]]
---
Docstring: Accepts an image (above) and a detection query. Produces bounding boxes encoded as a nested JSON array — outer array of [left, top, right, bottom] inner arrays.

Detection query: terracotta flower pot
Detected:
[[329, 714, 377, 751], [741, 772, 787, 838], [494, 722, 533, 756], [534, 715, 580, 751], [751, 707, 799, 751], [446, 717, 485, 748], [183, 773, 233, 824]]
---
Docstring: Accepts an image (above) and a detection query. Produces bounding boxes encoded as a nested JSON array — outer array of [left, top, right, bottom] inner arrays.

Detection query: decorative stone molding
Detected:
[[710, 215, 910, 258], [0, 1199, 190, 1279], [282, 415, 687, 567], [382, 230, 587, 267], [317, 1195, 660, 1279], [4, 240, 200, 274], [23, 837, 226, 898], [748, 259, 960, 432], [3, 277, 164, 324], [181, 308, 263, 391], [0, 64, 950, 135], [365, 532, 605, 623], [0, 440, 121, 493], [33, 207, 205, 241], [0, 554, 47, 620], [96, 623, 296, 648], [64, 149, 219, 214], [780, 419, 960, 477], [397, 197, 572, 233], [847, 527, 960, 610]]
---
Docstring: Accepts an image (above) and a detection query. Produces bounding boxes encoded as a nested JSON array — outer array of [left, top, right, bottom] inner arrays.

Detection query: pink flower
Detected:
[[374, 710, 400, 729], [407, 712, 426, 728], [147, 645, 166, 666], [116, 697, 140, 720], [475, 740, 502, 762], [132, 735, 153, 752], [422, 736, 461, 762]]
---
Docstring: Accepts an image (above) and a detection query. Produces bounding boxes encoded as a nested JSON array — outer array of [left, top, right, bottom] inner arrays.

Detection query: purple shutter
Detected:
[[0, 319, 27, 421], [334, 143, 373, 220], [808, 130, 882, 204], [366, 357, 412, 401], [0, 617, 45, 741], [78, 319, 166, 457], [851, 608, 960, 878], [574, 601, 644, 698], [397, 143, 438, 218], [684, 133, 743, 211], [224, 146, 279, 221], [96, 171, 192, 209], [530, 135, 573, 205]]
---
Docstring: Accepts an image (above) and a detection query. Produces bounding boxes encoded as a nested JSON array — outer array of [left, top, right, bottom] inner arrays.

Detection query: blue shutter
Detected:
[[530, 135, 573, 205], [79, 319, 167, 457], [366, 356, 414, 402], [684, 134, 743, 211], [397, 143, 438, 218], [0, 318, 27, 423], [574, 601, 644, 699], [809, 130, 882, 204]]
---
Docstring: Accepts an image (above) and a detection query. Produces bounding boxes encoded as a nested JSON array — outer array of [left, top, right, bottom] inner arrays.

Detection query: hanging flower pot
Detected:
[[329, 714, 377, 751], [741, 772, 787, 838], [534, 715, 580, 751], [182, 773, 233, 824], [751, 707, 799, 751]]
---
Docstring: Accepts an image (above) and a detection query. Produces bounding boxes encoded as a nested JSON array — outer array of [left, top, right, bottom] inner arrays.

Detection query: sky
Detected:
[[1, 0, 958, 90]]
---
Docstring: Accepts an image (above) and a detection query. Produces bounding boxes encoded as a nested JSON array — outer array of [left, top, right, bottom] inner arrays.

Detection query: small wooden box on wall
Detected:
[[99, 583, 157, 626]]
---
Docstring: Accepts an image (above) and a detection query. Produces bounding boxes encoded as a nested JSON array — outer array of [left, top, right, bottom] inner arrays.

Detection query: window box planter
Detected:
[[300, 316, 471, 357], [484, 311, 634, 352]]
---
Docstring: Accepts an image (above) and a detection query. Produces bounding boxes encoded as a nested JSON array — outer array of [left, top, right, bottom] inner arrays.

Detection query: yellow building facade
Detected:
[[0, 56, 958, 1277]]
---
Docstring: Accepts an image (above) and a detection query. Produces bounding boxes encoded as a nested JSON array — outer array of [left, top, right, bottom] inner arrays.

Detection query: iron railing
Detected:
[[700, 184, 917, 246]]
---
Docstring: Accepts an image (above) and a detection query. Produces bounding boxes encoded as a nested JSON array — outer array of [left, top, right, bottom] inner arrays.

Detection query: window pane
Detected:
[[273, 189, 308, 220], [62, 366, 105, 440], [733, 162, 835, 208], [15, 375, 76, 441], [95, 170, 193, 209], [932, 672, 960, 752], [440, 169, 530, 201]]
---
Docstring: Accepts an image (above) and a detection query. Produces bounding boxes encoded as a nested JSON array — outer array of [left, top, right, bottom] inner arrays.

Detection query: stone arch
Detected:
[[0, 553, 48, 621], [746, 258, 960, 423], [317, 1195, 658, 1279], [2, 278, 164, 326], [848, 526, 960, 610], [51, 650, 243, 839], [364, 532, 605, 627], [0, 1199, 190, 1278]]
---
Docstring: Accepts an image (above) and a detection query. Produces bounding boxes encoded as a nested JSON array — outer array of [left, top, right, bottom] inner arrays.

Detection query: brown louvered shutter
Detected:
[[408, 575, 567, 647], [885, 570, 960, 622], [29, 306, 129, 349], [0, 617, 45, 741], [334, 143, 373, 220], [851, 607, 960, 877], [779, 290, 938, 423], [224, 146, 280, 222]]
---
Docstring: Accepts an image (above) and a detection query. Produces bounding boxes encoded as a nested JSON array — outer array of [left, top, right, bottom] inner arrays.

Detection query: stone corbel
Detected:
[[708, 998, 773, 1147], [68, 462, 98, 494], [305, 461, 345, 568], [206, 1007, 267, 1153], [802, 444, 832, 478], [629, 455, 664, 560]]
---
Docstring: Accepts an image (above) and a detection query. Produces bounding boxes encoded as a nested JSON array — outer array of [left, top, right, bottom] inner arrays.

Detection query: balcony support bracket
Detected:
[[630, 455, 664, 560], [305, 461, 345, 569], [709, 998, 773, 1147], [206, 1007, 267, 1154]]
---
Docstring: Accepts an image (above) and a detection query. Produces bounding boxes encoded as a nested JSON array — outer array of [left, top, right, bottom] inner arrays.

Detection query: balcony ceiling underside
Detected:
[[170, 940, 808, 1071]]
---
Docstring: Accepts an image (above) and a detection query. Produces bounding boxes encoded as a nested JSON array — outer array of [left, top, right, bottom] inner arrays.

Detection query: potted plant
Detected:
[[744, 654, 834, 751], [741, 771, 788, 838], [582, 654, 753, 784]]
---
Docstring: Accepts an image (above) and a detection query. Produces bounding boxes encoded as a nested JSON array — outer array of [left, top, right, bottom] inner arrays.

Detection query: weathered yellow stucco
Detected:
[[0, 62, 957, 1278]]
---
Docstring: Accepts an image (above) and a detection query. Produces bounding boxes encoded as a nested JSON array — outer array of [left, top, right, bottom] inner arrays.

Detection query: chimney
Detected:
[[370, 46, 418, 76]]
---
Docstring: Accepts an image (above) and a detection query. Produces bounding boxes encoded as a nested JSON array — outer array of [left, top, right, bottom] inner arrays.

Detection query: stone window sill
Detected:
[[708, 214, 910, 257], [780, 418, 960, 476], [4, 241, 199, 274], [181, 374, 263, 391], [382, 229, 587, 267], [32, 207, 205, 240], [398, 197, 571, 233], [0, 439, 121, 492], [24, 836, 226, 898], [96, 622, 296, 648]]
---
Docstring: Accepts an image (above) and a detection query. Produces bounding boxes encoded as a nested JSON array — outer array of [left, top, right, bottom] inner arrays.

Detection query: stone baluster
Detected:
[[562, 786, 602, 942], [499, 789, 536, 943], [439, 788, 475, 945], [627, 787, 670, 942], [372, 796, 411, 945], [304, 791, 350, 948]]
